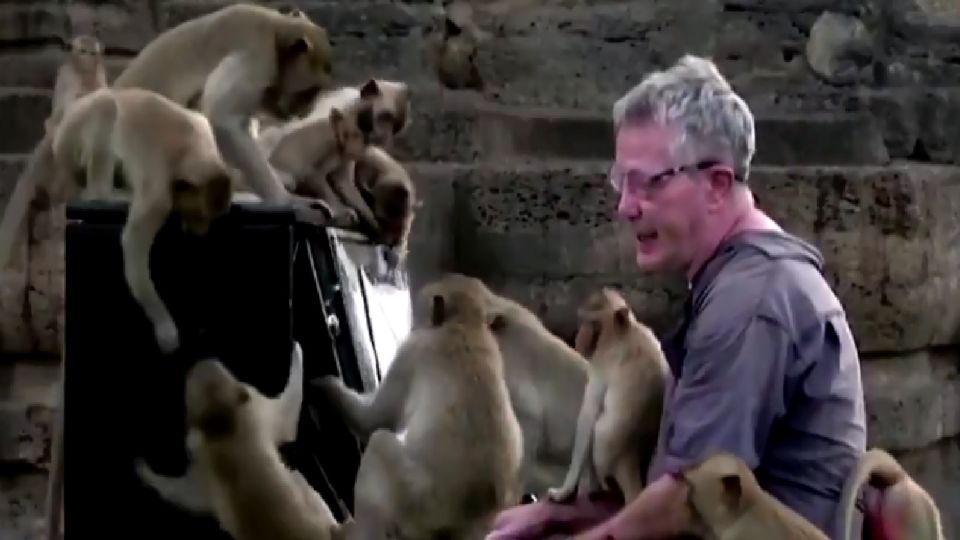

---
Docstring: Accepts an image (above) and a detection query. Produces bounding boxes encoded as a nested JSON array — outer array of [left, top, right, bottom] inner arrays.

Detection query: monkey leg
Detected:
[[82, 148, 117, 200], [134, 459, 211, 515], [303, 166, 358, 229], [121, 195, 179, 354], [349, 430, 419, 540], [329, 162, 381, 237]]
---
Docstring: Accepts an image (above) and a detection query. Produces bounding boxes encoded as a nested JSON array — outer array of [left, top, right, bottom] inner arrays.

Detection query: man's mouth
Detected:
[[636, 230, 658, 242]]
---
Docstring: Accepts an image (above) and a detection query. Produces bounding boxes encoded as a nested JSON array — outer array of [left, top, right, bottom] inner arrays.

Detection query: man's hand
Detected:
[[485, 492, 622, 540], [569, 474, 693, 540]]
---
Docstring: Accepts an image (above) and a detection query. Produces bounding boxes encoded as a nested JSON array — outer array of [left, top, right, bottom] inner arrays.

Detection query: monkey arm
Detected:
[[201, 52, 290, 205], [547, 374, 606, 502], [316, 355, 413, 439], [135, 459, 211, 515]]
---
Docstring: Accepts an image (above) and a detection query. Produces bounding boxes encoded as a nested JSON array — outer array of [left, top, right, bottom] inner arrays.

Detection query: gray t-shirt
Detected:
[[647, 229, 867, 540]]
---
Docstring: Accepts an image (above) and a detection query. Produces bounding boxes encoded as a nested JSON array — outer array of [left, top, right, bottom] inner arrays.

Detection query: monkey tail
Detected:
[[840, 447, 907, 540], [0, 134, 56, 269]]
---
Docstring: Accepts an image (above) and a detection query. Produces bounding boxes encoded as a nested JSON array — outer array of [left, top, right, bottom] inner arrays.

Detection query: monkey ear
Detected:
[[360, 79, 381, 98], [614, 306, 630, 327], [444, 17, 463, 37], [431, 295, 446, 326], [288, 36, 312, 56], [720, 474, 743, 509]]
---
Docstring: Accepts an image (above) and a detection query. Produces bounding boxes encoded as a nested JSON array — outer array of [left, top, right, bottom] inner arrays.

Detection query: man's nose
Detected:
[[616, 190, 640, 221]]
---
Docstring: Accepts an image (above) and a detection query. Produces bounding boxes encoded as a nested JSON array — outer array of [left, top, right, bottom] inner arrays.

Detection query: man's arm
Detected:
[[575, 314, 795, 539]]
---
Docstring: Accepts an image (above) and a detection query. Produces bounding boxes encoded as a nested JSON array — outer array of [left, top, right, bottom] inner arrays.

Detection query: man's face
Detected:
[[613, 122, 711, 275]]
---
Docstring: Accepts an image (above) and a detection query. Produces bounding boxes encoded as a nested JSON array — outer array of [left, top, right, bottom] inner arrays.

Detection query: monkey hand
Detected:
[[291, 195, 334, 227], [329, 208, 359, 229], [154, 318, 180, 355]]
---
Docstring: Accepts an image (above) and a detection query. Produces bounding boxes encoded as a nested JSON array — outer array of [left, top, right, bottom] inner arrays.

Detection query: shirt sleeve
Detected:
[[657, 314, 792, 476]]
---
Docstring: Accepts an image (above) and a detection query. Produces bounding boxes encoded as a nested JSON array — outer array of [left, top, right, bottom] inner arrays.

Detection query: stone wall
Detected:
[[1, 1, 959, 538]]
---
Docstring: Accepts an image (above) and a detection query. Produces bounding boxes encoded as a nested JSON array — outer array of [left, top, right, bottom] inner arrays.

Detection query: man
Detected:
[[487, 55, 867, 540]]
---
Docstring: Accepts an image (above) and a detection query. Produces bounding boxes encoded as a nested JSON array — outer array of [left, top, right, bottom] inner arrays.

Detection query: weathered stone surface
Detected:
[[405, 163, 457, 293], [0, 1, 154, 53], [805, 11, 874, 85], [0, 401, 53, 468], [755, 113, 890, 165], [419, 161, 960, 351], [751, 165, 960, 352], [26, 204, 65, 356], [0, 90, 50, 154], [862, 350, 960, 452], [0, 157, 32, 355], [0, 49, 128, 89], [893, 437, 960, 540], [854, 88, 960, 164], [0, 472, 46, 540]]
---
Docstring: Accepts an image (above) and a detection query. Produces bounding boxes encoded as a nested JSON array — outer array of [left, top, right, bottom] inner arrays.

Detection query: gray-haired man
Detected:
[[486, 55, 867, 540]]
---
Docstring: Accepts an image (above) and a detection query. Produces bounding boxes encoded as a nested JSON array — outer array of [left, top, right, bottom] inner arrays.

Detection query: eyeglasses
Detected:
[[608, 159, 724, 195]]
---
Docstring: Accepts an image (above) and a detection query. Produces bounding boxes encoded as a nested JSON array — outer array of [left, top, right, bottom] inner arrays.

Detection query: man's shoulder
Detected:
[[694, 230, 845, 338]]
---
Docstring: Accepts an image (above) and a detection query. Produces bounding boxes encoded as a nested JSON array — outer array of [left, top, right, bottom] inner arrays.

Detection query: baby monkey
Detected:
[[547, 287, 668, 504]]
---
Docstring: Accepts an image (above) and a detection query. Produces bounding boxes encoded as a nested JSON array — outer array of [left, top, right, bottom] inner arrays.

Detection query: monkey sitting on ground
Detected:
[[546, 287, 668, 505], [315, 285, 523, 539], [135, 344, 342, 540], [427, 1, 485, 91], [255, 101, 370, 227], [112, 3, 335, 222], [45, 34, 108, 135], [839, 448, 945, 540], [414, 273, 590, 498], [677, 451, 831, 539], [51, 87, 236, 354]]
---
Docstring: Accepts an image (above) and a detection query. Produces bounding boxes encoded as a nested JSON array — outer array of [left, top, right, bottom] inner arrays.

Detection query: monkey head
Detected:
[[355, 79, 411, 147], [67, 34, 104, 70], [678, 452, 757, 536], [428, 2, 484, 91], [266, 14, 334, 119], [428, 287, 486, 328], [573, 287, 634, 358], [172, 157, 236, 236], [415, 273, 498, 329], [329, 107, 367, 161], [184, 359, 252, 440]]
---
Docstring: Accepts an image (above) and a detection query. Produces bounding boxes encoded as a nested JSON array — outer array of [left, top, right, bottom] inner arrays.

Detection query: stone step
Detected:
[[395, 88, 892, 165], [404, 160, 960, 353]]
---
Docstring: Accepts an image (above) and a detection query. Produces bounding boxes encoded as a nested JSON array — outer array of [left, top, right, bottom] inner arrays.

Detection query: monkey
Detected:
[[308, 78, 412, 150], [255, 102, 370, 227], [315, 285, 524, 539], [678, 451, 831, 540], [135, 343, 342, 540], [0, 35, 108, 270], [414, 273, 590, 498], [45, 34, 108, 135], [426, 1, 485, 91], [50, 87, 236, 354], [839, 448, 945, 540], [112, 3, 335, 221], [546, 287, 668, 505], [351, 145, 416, 258]]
